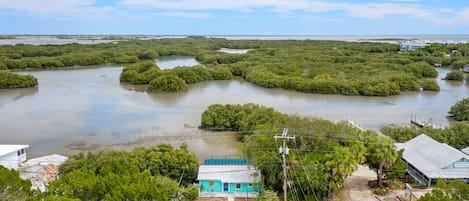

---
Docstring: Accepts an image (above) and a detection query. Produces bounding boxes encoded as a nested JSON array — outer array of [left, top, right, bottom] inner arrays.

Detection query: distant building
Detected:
[[0, 144, 29, 169], [197, 158, 261, 199], [400, 42, 427, 52], [18, 154, 68, 192], [396, 134, 469, 187]]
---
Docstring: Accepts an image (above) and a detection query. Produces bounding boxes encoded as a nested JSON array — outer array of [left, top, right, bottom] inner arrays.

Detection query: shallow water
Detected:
[[0, 64, 467, 158], [218, 48, 251, 54], [156, 56, 199, 69]]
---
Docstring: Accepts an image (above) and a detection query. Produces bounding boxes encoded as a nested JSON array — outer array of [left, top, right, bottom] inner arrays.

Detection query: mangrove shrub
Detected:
[[147, 74, 188, 92]]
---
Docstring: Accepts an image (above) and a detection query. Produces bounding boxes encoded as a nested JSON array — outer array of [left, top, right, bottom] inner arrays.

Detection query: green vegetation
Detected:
[[4, 38, 469, 95], [119, 61, 233, 92], [421, 79, 440, 91], [0, 70, 37, 89], [201, 103, 400, 199], [147, 74, 188, 92], [443, 71, 464, 81], [255, 190, 280, 201], [0, 144, 198, 201], [381, 123, 469, 149], [200, 103, 288, 133], [46, 144, 198, 200], [418, 179, 469, 201], [449, 98, 469, 121], [0, 166, 35, 200]]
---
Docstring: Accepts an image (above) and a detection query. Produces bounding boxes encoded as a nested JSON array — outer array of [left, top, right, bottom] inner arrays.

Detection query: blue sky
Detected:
[[0, 0, 468, 35]]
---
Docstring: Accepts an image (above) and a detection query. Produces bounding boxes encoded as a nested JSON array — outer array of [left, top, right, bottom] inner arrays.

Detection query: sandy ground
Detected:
[[337, 165, 379, 201], [338, 165, 433, 201]]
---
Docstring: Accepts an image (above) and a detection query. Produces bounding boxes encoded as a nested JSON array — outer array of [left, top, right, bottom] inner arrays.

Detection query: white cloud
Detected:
[[454, 8, 469, 25], [119, 0, 469, 25], [0, 0, 116, 20], [154, 11, 212, 19], [0, 0, 468, 25]]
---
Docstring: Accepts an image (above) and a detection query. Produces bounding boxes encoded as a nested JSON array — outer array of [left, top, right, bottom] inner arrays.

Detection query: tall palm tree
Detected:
[[324, 146, 357, 199], [367, 135, 398, 187]]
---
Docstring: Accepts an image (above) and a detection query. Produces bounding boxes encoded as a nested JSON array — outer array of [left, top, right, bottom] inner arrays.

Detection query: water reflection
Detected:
[[0, 66, 467, 158], [0, 87, 38, 106], [156, 56, 199, 69]]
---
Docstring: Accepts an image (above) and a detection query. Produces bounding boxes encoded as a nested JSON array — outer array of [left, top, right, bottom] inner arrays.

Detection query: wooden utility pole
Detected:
[[275, 128, 295, 201]]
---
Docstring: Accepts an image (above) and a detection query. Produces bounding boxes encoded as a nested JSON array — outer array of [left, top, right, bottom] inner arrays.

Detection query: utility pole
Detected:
[[275, 128, 295, 201]]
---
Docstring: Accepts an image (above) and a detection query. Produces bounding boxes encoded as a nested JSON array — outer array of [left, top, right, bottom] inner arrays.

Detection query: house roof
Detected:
[[197, 165, 260, 183], [0, 145, 29, 157], [35, 164, 60, 183], [204, 158, 249, 165], [24, 154, 68, 166], [462, 147, 469, 155], [397, 134, 469, 179]]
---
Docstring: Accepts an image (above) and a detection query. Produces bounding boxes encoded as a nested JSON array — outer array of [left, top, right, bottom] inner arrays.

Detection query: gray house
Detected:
[[462, 147, 469, 155], [396, 134, 469, 187]]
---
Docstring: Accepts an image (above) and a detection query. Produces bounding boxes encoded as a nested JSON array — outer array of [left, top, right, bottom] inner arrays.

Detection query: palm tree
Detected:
[[324, 147, 357, 199], [367, 135, 398, 187]]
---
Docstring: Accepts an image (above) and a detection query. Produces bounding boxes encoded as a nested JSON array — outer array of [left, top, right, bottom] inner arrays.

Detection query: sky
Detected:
[[0, 0, 468, 35]]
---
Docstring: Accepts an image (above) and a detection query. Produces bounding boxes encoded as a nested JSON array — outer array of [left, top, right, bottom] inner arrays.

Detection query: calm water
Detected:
[[0, 58, 468, 158], [156, 56, 199, 69]]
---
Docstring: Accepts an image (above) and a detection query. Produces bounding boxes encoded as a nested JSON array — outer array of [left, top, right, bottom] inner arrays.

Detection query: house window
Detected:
[[17, 151, 20, 156], [209, 181, 214, 186], [248, 183, 253, 188], [236, 183, 241, 189], [21, 149, 25, 154]]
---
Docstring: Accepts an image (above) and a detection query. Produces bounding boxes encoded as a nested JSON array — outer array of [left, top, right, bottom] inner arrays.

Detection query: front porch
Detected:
[[199, 192, 259, 198]]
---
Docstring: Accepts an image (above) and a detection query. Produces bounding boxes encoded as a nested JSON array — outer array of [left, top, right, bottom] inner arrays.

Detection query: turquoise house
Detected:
[[197, 158, 261, 199]]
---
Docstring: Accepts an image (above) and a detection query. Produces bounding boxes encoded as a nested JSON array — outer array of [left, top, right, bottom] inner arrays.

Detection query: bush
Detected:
[[0, 70, 38, 88], [256, 190, 279, 201], [200, 103, 288, 133], [147, 74, 188, 92], [421, 79, 440, 91], [212, 67, 233, 80], [449, 98, 469, 121], [443, 71, 464, 81], [374, 187, 389, 196]]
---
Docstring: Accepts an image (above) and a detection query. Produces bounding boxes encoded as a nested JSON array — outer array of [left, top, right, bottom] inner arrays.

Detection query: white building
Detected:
[[400, 41, 428, 52], [0, 144, 29, 169], [396, 134, 469, 187]]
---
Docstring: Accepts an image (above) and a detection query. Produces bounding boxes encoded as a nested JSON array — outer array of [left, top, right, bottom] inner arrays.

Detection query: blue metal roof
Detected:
[[204, 158, 249, 165]]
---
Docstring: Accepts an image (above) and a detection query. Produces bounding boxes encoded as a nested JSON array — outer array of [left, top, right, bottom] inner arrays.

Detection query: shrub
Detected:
[[147, 74, 188, 92], [212, 67, 233, 80], [421, 79, 440, 91], [374, 187, 389, 196], [443, 71, 464, 81], [449, 98, 469, 121], [0, 70, 38, 89]]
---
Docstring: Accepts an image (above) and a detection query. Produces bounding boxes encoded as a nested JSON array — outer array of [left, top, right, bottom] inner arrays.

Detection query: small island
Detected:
[[0, 70, 38, 89]]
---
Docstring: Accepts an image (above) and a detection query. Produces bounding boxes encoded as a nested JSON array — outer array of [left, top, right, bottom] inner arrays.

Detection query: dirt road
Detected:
[[339, 165, 378, 201]]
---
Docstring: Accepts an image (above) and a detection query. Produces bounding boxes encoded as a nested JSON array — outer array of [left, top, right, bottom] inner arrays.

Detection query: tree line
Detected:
[[1, 37, 469, 95], [381, 123, 469, 149]]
